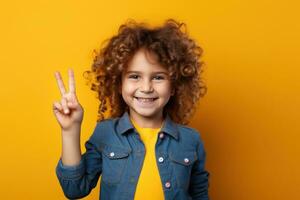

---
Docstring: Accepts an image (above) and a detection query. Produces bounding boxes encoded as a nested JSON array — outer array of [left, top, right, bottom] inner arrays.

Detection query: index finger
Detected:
[[54, 71, 67, 96], [68, 68, 76, 94]]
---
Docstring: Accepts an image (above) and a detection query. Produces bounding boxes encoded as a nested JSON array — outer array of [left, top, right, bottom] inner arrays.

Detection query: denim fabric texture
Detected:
[[56, 111, 210, 200]]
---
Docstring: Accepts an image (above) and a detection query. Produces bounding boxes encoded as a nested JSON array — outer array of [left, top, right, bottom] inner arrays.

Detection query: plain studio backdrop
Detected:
[[0, 0, 299, 199]]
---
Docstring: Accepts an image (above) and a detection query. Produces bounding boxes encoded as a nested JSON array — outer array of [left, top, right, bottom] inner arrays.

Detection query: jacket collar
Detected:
[[116, 111, 179, 140]]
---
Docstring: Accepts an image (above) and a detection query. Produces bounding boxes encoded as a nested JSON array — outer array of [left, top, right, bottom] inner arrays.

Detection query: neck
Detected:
[[129, 111, 164, 129]]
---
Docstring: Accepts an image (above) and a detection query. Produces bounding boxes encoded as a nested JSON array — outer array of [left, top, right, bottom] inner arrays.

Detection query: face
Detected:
[[121, 48, 174, 124]]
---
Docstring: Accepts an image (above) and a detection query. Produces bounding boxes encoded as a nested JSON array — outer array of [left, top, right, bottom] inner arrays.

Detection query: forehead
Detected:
[[124, 48, 168, 73]]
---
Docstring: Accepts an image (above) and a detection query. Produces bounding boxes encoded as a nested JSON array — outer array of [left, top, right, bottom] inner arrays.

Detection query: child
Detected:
[[53, 19, 209, 200]]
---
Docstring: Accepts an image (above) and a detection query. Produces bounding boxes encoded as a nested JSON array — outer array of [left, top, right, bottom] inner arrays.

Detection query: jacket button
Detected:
[[165, 181, 171, 188], [184, 158, 189, 163], [109, 152, 115, 157], [159, 133, 164, 139], [158, 157, 164, 163]]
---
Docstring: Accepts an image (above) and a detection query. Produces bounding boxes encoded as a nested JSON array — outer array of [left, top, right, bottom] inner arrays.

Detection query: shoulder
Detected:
[[92, 118, 115, 131], [88, 118, 118, 144], [95, 118, 116, 131], [175, 123, 206, 150], [177, 124, 203, 141], [176, 124, 207, 161]]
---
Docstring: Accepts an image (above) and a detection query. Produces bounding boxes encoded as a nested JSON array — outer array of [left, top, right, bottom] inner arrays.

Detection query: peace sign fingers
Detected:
[[53, 68, 84, 131], [54, 69, 76, 96]]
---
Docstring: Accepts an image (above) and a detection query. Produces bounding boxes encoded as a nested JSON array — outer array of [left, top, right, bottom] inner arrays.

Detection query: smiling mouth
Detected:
[[134, 97, 158, 102]]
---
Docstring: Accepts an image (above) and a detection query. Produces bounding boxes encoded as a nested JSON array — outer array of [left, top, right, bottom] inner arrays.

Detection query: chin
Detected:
[[132, 108, 161, 118]]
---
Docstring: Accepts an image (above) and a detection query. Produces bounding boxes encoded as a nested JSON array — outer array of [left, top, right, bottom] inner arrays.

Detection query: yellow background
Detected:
[[0, 0, 299, 199]]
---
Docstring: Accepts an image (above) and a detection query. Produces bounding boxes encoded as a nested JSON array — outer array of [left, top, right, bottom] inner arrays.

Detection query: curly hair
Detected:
[[83, 18, 207, 125]]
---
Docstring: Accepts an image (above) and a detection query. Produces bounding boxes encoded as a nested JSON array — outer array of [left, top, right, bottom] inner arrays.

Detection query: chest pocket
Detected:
[[102, 145, 131, 185], [169, 151, 197, 189]]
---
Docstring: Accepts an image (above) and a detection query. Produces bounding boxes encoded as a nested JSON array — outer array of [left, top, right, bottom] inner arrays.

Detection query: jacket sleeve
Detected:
[[55, 126, 103, 199], [189, 133, 210, 200]]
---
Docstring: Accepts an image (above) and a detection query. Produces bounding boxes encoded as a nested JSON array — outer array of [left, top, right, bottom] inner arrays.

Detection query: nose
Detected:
[[140, 79, 154, 93]]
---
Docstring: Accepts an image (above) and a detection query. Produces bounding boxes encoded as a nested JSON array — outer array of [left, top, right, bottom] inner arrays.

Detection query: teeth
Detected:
[[136, 97, 156, 102]]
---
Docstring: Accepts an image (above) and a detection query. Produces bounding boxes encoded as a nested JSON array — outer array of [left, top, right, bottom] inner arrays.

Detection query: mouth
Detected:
[[134, 97, 158, 102]]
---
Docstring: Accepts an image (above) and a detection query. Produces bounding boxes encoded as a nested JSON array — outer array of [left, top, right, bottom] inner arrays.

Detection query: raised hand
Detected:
[[53, 69, 84, 132]]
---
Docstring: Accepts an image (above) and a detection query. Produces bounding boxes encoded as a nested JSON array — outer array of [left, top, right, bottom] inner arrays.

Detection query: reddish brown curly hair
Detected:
[[83, 19, 207, 125]]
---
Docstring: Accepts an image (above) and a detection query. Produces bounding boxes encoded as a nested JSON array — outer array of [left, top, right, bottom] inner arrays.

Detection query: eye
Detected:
[[128, 75, 139, 79], [153, 75, 165, 80]]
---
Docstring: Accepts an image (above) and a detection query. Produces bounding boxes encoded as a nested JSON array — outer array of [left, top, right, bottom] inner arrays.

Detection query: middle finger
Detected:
[[68, 69, 76, 94]]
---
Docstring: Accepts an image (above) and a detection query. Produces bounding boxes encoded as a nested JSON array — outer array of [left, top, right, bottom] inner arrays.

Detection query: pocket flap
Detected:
[[103, 145, 130, 159], [169, 151, 197, 166]]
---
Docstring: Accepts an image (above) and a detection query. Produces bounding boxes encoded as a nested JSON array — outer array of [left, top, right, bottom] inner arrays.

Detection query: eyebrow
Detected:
[[125, 71, 169, 75]]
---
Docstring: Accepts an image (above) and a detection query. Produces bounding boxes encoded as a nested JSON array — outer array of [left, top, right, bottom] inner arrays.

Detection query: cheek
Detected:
[[158, 84, 172, 96], [121, 83, 135, 96]]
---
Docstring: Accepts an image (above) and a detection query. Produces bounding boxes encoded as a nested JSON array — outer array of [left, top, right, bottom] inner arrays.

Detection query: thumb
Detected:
[[67, 101, 80, 109]]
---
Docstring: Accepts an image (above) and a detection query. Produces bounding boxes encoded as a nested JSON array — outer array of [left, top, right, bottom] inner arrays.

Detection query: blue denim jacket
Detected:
[[56, 111, 209, 200]]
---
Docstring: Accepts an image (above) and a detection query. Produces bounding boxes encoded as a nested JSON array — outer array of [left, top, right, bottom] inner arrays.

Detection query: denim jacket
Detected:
[[56, 111, 209, 200]]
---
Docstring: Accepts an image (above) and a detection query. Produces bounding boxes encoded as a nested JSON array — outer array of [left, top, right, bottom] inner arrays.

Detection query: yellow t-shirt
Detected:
[[130, 118, 165, 200]]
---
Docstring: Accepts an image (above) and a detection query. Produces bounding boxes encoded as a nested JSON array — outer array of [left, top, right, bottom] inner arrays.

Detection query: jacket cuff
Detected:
[[56, 157, 85, 180]]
